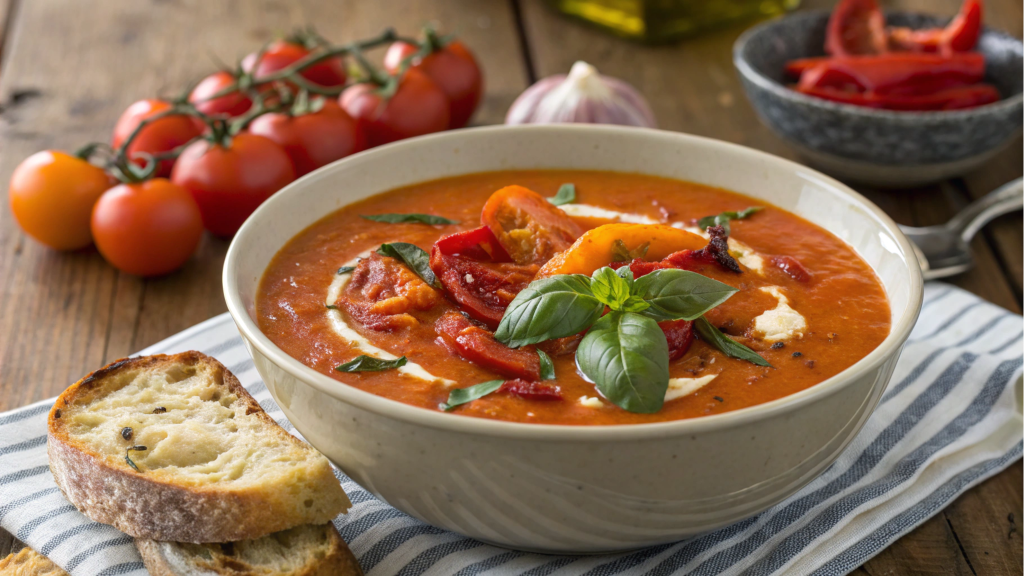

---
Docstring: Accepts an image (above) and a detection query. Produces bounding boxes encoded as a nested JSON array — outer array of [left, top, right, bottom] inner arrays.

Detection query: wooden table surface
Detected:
[[0, 0, 1020, 573]]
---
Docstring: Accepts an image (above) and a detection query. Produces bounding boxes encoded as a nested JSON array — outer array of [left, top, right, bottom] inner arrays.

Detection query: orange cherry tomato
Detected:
[[339, 68, 450, 147], [9, 150, 113, 250], [171, 133, 295, 237], [111, 99, 205, 177], [248, 99, 366, 176], [241, 39, 347, 88], [384, 39, 483, 129], [188, 71, 253, 117], [90, 178, 204, 277]]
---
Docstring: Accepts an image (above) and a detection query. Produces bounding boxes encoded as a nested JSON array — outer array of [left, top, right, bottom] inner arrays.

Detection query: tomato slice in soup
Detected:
[[435, 311, 541, 380], [481, 185, 583, 265], [430, 247, 537, 329]]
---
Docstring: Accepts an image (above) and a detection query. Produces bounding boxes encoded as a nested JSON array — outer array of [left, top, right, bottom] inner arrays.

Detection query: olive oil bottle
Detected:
[[546, 0, 800, 43]]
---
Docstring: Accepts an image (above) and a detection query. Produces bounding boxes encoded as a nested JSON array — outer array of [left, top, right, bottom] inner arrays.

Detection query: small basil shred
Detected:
[[336, 355, 408, 373], [611, 239, 650, 262], [547, 183, 576, 206], [537, 349, 555, 380], [697, 206, 763, 235], [361, 213, 460, 225], [124, 445, 147, 472], [694, 317, 772, 367], [376, 242, 439, 288], [442, 380, 504, 411], [325, 304, 339, 310], [337, 265, 355, 275]]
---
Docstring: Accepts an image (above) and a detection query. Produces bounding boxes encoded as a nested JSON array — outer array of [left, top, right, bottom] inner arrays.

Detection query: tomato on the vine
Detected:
[[171, 132, 295, 237], [111, 99, 205, 177], [91, 178, 204, 277], [9, 150, 113, 251], [189, 71, 253, 117], [248, 98, 365, 176], [339, 68, 450, 147], [242, 39, 347, 89], [384, 39, 483, 129]]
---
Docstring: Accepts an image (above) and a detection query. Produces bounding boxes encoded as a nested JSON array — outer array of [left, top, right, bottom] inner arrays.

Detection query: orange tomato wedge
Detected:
[[537, 223, 706, 277], [481, 185, 582, 265]]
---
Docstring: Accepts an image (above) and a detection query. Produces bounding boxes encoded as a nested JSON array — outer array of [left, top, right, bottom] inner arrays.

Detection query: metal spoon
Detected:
[[899, 178, 1023, 280]]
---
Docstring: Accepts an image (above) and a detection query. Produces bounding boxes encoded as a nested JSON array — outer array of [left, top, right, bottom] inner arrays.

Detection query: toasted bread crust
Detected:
[[135, 523, 363, 576], [48, 352, 350, 543], [0, 548, 69, 576]]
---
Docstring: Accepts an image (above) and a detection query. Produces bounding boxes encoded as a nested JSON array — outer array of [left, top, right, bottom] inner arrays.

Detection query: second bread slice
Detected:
[[48, 351, 350, 543]]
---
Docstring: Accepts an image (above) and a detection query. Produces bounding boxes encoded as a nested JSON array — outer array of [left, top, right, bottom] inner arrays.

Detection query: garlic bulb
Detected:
[[505, 61, 656, 128]]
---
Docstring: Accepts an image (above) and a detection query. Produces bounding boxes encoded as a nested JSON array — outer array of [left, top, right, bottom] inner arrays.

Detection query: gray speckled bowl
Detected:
[[734, 11, 1023, 187]]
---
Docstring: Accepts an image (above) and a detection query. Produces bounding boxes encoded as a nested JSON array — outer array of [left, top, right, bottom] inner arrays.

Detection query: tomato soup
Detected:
[[257, 170, 890, 425]]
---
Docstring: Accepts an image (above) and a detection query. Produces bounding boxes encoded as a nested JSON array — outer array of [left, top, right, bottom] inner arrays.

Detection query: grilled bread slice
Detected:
[[136, 523, 363, 576], [0, 548, 68, 576], [47, 351, 350, 543]]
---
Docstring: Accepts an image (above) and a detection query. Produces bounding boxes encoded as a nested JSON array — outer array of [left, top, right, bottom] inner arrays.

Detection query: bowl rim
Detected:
[[223, 124, 924, 441], [732, 8, 1024, 120]]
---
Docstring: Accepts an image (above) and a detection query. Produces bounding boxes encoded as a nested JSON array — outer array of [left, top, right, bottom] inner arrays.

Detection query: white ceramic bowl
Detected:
[[223, 125, 923, 554]]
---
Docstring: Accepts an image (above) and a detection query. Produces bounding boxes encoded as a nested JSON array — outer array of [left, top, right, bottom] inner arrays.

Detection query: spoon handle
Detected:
[[947, 177, 1023, 243]]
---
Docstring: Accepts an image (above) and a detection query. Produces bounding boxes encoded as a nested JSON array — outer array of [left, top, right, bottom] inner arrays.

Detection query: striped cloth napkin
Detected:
[[1, 282, 1021, 576]]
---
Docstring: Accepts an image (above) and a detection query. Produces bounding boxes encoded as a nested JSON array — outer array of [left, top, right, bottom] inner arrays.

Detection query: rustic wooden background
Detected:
[[0, 0, 1020, 573]]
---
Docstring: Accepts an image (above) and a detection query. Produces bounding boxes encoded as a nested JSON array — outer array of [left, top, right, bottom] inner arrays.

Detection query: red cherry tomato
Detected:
[[384, 40, 483, 129], [90, 178, 204, 277], [9, 150, 113, 250], [825, 0, 888, 56], [189, 71, 253, 117], [241, 39, 346, 88], [171, 133, 295, 237], [111, 99, 205, 177], [339, 68, 450, 147], [248, 99, 365, 176]]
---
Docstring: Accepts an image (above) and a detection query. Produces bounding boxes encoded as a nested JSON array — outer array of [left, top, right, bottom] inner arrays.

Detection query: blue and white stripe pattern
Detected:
[[1, 282, 1020, 576]]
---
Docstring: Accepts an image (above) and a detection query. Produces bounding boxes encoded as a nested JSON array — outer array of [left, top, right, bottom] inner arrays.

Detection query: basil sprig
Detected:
[[496, 266, 769, 413], [694, 317, 772, 367], [547, 183, 576, 206], [336, 355, 408, 372], [442, 379, 504, 411], [697, 206, 763, 234], [376, 242, 439, 288], [361, 213, 459, 225]]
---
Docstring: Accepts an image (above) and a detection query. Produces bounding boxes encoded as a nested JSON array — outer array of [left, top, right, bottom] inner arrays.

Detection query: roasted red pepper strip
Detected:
[[784, 56, 832, 78], [795, 84, 999, 111], [500, 379, 563, 400], [430, 246, 536, 329], [435, 311, 541, 380], [434, 225, 512, 262], [888, 0, 982, 54], [659, 319, 695, 361], [825, 0, 888, 56], [797, 53, 985, 96]]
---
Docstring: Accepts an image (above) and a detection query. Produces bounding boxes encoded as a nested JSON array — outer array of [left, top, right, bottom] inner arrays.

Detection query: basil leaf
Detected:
[[590, 266, 631, 309], [611, 239, 650, 262], [548, 183, 576, 206], [376, 242, 439, 288], [694, 316, 772, 367], [325, 304, 339, 310], [361, 213, 459, 225], [576, 311, 669, 414], [337, 266, 355, 274], [537, 349, 555, 380], [442, 379, 504, 411], [336, 355, 409, 372], [495, 275, 604, 348], [633, 269, 738, 321], [697, 206, 763, 235]]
